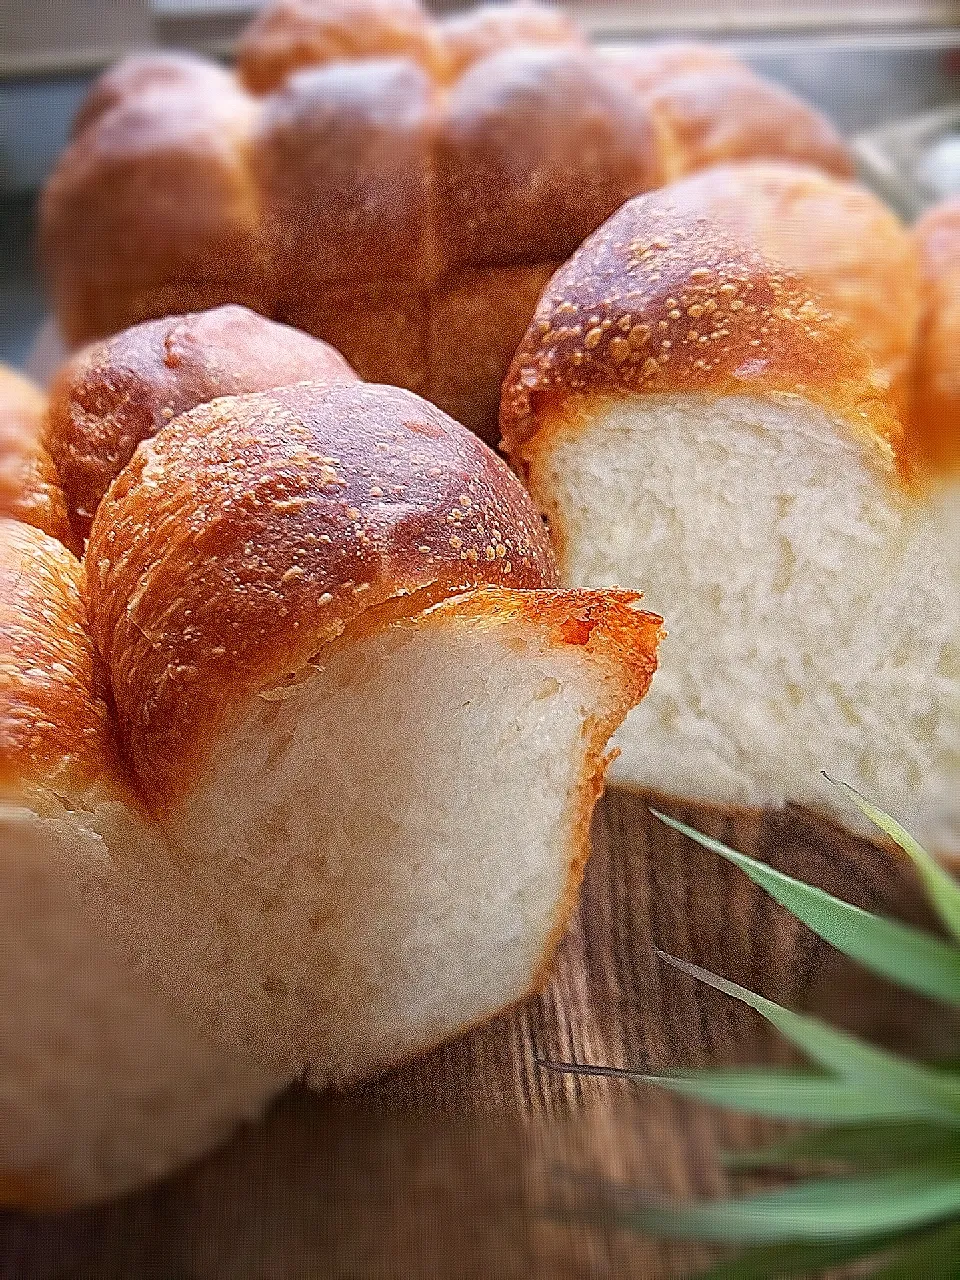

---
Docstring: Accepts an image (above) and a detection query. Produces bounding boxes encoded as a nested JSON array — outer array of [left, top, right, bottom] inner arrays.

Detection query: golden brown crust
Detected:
[[39, 69, 265, 348], [500, 182, 905, 478], [236, 0, 444, 94], [911, 196, 960, 477], [0, 366, 74, 552], [585, 163, 919, 415], [436, 48, 663, 271], [641, 68, 854, 181], [42, 7, 856, 441], [70, 53, 240, 141], [86, 381, 557, 811], [45, 305, 356, 543], [437, 2, 585, 83], [0, 519, 120, 803]]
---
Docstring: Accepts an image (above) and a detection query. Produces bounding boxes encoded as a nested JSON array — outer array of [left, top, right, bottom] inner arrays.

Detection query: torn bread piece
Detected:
[[502, 185, 958, 858]]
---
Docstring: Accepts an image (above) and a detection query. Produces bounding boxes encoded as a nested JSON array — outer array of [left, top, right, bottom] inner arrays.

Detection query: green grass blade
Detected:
[[657, 952, 960, 1121], [822, 776, 960, 943], [617, 1168, 960, 1243], [867, 1218, 960, 1277], [652, 810, 960, 1006], [691, 1232, 903, 1279], [645, 1070, 946, 1123], [725, 1120, 959, 1170]]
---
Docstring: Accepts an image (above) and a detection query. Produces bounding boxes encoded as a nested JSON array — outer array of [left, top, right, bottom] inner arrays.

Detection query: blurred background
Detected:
[[1, 0, 958, 364]]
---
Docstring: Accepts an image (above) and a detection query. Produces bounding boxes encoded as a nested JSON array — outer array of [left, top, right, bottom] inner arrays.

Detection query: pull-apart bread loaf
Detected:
[[501, 167, 958, 858], [3, 307, 662, 1101], [40, 0, 852, 443]]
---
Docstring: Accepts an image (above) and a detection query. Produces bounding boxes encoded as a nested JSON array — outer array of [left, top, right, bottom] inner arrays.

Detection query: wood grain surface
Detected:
[[0, 790, 946, 1279]]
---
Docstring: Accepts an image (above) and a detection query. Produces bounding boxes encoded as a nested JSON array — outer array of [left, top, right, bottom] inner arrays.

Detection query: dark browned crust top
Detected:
[[46, 306, 357, 542], [86, 380, 557, 811], [500, 186, 905, 477]]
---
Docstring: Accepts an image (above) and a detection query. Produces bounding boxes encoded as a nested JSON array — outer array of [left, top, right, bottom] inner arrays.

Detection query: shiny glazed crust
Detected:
[[0, 367, 74, 551], [46, 306, 357, 541], [500, 183, 905, 479], [86, 380, 558, 810], [0, 519, 120, 803]]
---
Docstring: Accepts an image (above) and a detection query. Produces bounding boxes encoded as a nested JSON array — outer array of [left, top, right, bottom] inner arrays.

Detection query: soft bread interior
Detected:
[[90, 591, 630, 1087], [0, 804, 279, 1207], [528, 392, 959, 854]]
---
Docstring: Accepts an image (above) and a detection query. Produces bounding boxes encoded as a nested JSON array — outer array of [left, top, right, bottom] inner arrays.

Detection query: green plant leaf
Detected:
[[822, 776, 960, 943], [542, 1058, 952, 1123], [643, 1069, 949, 1124], [657, 952, 960, 1121], [616, 1167, 960, 1243], [652, 810, 960, 1006], [867, 1218, 960, 1277], [691, 1231, 903, 1279], [725, 1120, 959, 1171]]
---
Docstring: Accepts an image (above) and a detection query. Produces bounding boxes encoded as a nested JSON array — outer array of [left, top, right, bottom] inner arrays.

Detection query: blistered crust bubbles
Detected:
[[500, 193, 904, 475], [46, 306, 357, 543], [86, 381, 556, 811]]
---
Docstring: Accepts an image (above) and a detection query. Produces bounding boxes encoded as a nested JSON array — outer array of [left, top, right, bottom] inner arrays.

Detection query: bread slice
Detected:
[[89, 584, 660, 1085], [0, 518, 283, 1208], [502, 186, 958, 858]]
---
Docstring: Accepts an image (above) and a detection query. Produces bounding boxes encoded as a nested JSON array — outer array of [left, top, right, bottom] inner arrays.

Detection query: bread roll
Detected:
[[254, 59, 441, 296], [41, 0, 854, 444], [236, 0, 444, 94], [39, 64, 266, 347], [0, 516, 283, 1208], [11, 316, 662, 1084], [0, 366, 73, 551], [46, 305, 356, 542], [605, 163, 920, 414], [436, 47, 663, 271], [911, 196, 960, 477], [638, 65, 853, 181], [501, 187, 958, 857], [438, 1, 585, 82]]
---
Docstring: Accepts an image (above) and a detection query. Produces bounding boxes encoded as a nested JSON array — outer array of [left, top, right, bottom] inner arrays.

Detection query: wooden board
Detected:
[[0, 791, 943, 1279]]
